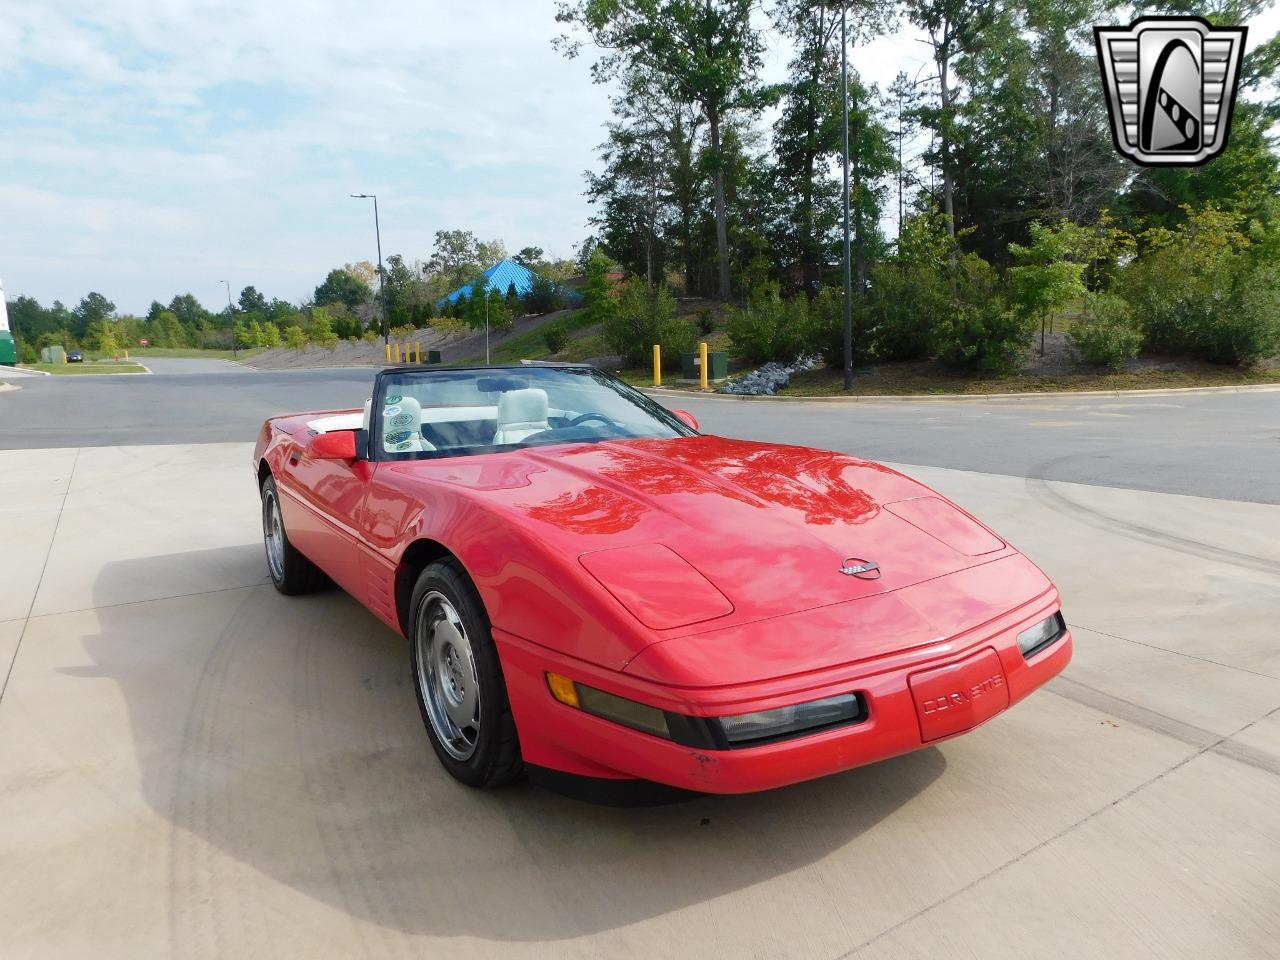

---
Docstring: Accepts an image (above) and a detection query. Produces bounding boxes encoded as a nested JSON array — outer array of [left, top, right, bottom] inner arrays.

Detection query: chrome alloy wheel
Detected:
[[416, 591, 482, 761], [262, 488, 285, 581]]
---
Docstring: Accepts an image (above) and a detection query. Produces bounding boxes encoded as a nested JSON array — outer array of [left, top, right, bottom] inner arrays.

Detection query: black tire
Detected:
[[260, 475, 327, 595], [409, 558, 523, 787]]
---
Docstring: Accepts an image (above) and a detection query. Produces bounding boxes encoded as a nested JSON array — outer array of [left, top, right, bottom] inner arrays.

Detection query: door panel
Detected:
[[280, 442, 373, 599]]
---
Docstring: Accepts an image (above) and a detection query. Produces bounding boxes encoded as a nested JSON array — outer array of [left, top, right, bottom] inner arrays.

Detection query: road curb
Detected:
[[642, 382, 1280, 404]]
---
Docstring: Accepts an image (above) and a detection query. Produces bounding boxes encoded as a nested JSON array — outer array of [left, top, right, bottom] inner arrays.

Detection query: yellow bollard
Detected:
[[699, 341, 709, 390], [415, 342, 422, 364], [124, 350, 129, 360], [652, 344, 662, 387], [395, 343, 402, 364], [385, 342, 391, 364]]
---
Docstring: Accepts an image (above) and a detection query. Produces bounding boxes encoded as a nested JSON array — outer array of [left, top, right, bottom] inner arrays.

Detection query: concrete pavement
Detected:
[[0, 442, 1276, 959]]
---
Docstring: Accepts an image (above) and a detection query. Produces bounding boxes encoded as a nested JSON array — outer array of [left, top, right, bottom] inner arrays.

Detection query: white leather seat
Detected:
[[493, 388, 550, 444], [383, 395, 432, 453]]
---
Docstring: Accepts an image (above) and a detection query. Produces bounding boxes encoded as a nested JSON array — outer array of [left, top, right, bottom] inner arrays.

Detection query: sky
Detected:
[[2, 2, 1276, 315]]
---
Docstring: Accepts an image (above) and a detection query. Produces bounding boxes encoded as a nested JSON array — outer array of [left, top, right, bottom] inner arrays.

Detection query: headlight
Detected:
[[546, 673, 866, 748], [1017, 612, 1066, 658], [718, 693, 863, 745]]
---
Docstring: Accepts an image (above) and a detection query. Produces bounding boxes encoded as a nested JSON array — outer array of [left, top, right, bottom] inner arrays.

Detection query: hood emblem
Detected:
[[841, 558, 881, 580]]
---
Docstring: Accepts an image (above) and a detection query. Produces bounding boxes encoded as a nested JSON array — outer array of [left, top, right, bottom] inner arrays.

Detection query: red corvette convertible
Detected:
[[254, 364, 1071, 799]]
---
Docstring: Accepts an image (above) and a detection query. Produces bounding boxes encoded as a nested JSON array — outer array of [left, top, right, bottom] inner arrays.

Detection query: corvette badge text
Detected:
[[1095, 16, 1247, 166], [921, 673, 1005, 715]]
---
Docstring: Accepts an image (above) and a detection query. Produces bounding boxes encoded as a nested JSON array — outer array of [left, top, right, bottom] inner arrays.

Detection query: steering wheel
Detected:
[[568, 412, 620, 430]]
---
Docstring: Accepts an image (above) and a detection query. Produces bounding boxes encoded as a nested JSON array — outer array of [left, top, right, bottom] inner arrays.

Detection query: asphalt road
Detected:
[[0, 359, 1276, 503]]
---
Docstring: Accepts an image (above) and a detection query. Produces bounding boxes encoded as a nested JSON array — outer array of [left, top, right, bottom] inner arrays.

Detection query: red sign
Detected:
[[139, 338, 149, 346]]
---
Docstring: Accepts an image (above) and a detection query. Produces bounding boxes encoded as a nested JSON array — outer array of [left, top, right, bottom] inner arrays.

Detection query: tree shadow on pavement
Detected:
[[83, 545, 946, 944]]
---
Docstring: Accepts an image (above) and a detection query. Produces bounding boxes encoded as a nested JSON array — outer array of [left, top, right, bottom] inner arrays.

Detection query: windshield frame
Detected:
[[368, 364, 698, 462]]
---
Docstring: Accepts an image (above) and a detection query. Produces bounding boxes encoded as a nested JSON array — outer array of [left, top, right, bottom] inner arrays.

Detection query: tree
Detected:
[[308, 309, 339, 348], [284, 325, 307, 353], [558, 0, 770, 300], [771, 0, 892, 294], [524, 271, 567, 314], [887, 71, 923, 243], [74, 292, 116, 338], [426, 230, 480, 287], [514, 246, 544, 266], [151, 310, 189, 348], [1008, 220, 1089, 353], [238, 286, 268, 314], [234, 319, 255, 350], [905, 0, 1000, 251], [583, 248, 620, 324], [90, 319, 119, 355], [314, 269, 371, 309]]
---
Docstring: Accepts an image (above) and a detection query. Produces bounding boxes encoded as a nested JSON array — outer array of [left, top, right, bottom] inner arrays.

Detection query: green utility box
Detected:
[[427, 350, 443, 364], [680, 350, 728, 381], [0, 332, 15, 366]]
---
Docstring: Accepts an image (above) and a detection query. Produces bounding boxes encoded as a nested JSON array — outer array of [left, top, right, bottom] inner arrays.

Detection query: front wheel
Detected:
[[261, 475, 327, 595], [409, 559, 522, 787]]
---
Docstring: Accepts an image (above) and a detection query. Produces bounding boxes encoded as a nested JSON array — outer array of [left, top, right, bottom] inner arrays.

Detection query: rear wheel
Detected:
[[260, 475, 327, 595], [409, 559, 522, 787]]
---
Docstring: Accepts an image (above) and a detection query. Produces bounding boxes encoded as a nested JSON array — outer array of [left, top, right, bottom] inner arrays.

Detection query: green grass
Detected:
[[24, 361, 147, 375], [123, 346, 264, 361], [457, 309, 597, 364], [779, 363, 1280, 397]]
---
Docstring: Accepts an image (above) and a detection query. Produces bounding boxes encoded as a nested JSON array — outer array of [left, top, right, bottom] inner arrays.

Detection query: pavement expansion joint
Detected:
[[0, 447, 81, 709], [833, 700, 1280, 959], [1071, 621, 1280, 683]]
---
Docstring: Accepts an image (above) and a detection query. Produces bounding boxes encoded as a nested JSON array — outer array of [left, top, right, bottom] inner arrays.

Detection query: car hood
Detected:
[[412, 435, 1022, 646]]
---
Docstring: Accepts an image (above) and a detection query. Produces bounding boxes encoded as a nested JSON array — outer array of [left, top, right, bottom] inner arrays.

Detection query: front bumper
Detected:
[[495, 596, 1072, 795]]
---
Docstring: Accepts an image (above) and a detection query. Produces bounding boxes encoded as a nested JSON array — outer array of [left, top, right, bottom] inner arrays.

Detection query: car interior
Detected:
[[306, 370, 685, 458]]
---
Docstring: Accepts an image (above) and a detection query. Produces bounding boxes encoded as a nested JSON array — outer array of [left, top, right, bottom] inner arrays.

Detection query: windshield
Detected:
[[373, 366, 695, 459]]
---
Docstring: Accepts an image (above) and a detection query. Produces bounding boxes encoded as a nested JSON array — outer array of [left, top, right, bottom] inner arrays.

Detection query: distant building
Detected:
[[438, 258, 538, 309], [437, 258, 580, 310]]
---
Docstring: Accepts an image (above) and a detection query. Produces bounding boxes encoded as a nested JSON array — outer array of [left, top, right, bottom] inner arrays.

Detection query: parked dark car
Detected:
[[66, 352, 84, 363]]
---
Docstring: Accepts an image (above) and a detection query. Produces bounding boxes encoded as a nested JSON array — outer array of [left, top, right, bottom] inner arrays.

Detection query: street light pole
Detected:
[[840, 4, 853, 393], [222, 279, 237, 360], [351, 193, 389, 347]]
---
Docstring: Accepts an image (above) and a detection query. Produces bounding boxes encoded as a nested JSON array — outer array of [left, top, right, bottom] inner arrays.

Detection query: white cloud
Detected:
[[4, 1, 1276, 313]]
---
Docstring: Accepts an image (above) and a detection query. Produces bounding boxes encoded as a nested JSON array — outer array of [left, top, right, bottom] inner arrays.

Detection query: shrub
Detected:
[[1121, 207, 1280, 365], [431, 315, 470, 337], [524, 272, 566, 315], [724, 284, 809, 364], [604, 279, 694, 367], [543, 321, 570, 354], [864, 262, 945, 362], [1069, 293, 1141, 370], [696, 309, 716, 336], [931, 255, 1032, 375], [18, 341, 38, 364]]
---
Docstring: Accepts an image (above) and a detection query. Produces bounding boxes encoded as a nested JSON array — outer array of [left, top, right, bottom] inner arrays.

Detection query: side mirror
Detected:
[[309, 430, 358, 460], [672, 409, 700, 432]]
